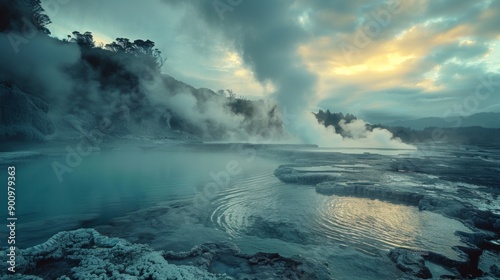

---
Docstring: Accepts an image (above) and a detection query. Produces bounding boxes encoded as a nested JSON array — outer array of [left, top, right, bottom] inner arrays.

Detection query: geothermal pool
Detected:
[[1, 144, 483, 279]]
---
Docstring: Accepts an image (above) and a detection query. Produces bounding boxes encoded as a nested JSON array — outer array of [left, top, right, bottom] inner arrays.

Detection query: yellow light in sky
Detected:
[[332, 53, 415, 75], [48, 22, 112, 46], [332, 65, 367, 75]]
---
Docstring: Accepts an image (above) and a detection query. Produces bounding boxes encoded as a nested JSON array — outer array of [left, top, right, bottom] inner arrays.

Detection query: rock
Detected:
[[163, 242, 241, 270], [454, 209, 500, 234], [455, 231, 492, 247], [0, 84, 55, 141], [388, 248, 432, 279], [0, 229, 225, 279], [417, 197, 465, 217], [0, 229, 331, 279], [274, 166, 338, 184], [164, 242, 331, 279], [490, 264, 500, 277], [316, 181, 424, 206], [492, 219, 500, 231], [485, 239, 500, 251], [478, 250, 500, 279], [418, 245, 486, 279], [454, 246, 483, 278]]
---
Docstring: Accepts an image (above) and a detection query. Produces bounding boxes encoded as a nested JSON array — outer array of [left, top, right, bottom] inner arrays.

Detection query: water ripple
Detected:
[[208, 170, 471, 258]]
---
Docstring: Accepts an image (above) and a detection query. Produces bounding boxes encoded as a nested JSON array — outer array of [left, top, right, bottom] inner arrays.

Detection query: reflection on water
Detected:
[[209, 169, 470, 260], [316, 197, 469, 259], [7, 147, 470, 262], [11, 149, 257, 246]]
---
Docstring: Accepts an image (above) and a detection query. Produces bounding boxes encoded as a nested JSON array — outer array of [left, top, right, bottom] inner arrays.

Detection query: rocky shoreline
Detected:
[[1, 145, 498, 279], [0, 229, 330, 279], [273, 154, 500, 279]]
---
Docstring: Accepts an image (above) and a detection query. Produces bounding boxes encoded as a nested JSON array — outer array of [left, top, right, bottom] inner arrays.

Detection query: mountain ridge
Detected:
[[382, 112, 500, 130]]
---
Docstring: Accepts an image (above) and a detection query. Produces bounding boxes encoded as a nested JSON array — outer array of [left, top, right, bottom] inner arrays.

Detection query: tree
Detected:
[[226, 89, 236, 100], [68, 31, 95, 48], [216, 89, 226, 97], [105, 38, 165, 68], [27, 0, 51, 34], [105, 38, 133, 53], [0, 0, 51, 34], [133, 39, 155, 56], [133, 39, 165, 68], [314, 109, 361, 137]]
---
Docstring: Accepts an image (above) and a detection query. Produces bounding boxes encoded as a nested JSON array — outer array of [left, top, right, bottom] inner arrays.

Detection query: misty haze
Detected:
[[0, 0, 499, 279]]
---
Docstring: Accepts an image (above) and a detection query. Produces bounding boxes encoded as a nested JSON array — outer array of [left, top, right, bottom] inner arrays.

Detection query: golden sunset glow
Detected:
[[43, 0, 500, 121]]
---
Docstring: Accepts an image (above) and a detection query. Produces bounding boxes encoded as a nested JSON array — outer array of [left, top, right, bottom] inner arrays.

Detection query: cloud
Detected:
[[43, 0, 270, 99], [0, 22, 284, 142], [43, 0, 500, 123], [158, 0, 418, 148], [27, 0, 499, 145], [298, 0, 500, 121], [162, 0, 316, 135]]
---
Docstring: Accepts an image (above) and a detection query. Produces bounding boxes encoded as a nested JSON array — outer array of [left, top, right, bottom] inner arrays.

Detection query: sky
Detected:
[[42, 0, 500, 123]]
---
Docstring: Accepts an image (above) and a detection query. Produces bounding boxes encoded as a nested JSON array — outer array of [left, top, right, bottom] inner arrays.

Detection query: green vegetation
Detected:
[[313, 109, 358, 137], [0, 0, 285, 141]]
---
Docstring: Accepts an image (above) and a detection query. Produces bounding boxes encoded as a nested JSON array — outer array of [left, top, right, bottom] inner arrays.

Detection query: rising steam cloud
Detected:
[[1, 1, 414, 148], [164, 0, 415, 149], [0, 28, 284, 142]]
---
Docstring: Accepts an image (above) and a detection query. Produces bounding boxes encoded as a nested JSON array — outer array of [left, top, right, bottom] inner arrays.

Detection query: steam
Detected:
[[148, 87, 245, 139], [1, 2, 415, 149], [0, 34, 80, 104], [0, 29, 284, 142], [166, 0, 415, 149]]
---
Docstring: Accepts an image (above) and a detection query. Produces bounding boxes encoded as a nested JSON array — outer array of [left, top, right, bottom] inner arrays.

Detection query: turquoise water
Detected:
[[1, 144, 474, 278]]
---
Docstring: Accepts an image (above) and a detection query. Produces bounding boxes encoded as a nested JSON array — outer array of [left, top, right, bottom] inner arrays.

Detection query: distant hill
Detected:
[[313, 110, 500, 148], [0, 0, 285, 143], [383, 112, 500, 130]]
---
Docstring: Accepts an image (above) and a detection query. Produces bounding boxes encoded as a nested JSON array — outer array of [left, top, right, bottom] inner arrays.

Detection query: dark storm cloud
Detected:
[[159, 0, 418, 148], [314, 1, 500, 121], [294, 0, 384, 35], [44, 0, 500, 126], [162, 0, 318, 135]]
